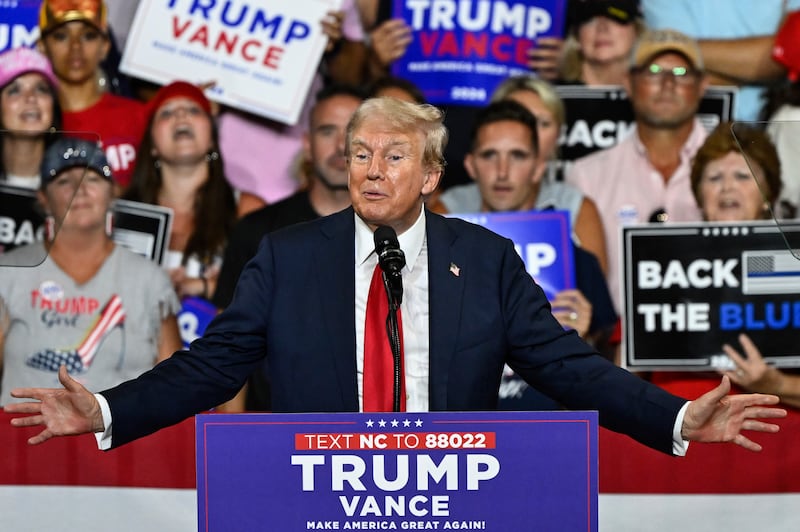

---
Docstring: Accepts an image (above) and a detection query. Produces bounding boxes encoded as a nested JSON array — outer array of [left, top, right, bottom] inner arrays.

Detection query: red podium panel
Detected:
[[0, 411, 195, 488]]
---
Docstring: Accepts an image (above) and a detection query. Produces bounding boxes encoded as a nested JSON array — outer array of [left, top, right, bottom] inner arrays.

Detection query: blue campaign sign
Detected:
[[391, 0, 567, 106], [0, 1, 40, 52], [452, 210, 575, 301], [197, 411, 598, 531], [177, 296, 217, 348]]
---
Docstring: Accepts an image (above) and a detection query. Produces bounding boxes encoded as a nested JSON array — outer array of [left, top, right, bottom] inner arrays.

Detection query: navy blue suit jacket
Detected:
[[102, 208, 686, 452]]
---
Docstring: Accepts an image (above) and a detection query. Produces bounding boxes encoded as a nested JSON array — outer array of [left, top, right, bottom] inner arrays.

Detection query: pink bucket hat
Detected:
[[0, 47, 59, 91]]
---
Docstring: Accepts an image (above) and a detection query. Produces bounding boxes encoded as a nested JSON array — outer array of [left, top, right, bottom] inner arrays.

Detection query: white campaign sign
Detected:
[[121, 0, 342, 125]]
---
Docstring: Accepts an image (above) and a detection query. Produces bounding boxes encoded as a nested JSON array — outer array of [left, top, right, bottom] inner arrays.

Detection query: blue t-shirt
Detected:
[[643, 0, 800, 121]]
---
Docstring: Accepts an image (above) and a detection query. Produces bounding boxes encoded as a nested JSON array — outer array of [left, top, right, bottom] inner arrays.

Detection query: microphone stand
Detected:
[[382, 272, 403, 412]]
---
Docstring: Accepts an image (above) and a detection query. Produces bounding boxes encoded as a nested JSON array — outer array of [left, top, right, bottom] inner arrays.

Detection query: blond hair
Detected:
[[346, 98, 448, 173], [490, 76, 565, 128]]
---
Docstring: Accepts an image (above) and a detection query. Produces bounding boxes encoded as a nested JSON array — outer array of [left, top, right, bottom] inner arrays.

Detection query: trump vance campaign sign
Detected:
[[121, 0, 340, 125], [0, 0, 39, 52], [391, 0, 567, 106]]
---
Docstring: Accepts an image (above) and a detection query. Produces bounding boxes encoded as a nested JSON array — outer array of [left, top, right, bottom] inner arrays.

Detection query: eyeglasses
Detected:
[[633, 64, 700, 85]]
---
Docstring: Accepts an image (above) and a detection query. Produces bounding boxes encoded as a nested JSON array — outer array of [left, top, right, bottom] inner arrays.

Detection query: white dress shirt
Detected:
[[354, 208, 430, 412]]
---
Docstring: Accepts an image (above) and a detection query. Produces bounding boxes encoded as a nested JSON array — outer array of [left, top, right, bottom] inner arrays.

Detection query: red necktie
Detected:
[[363, 264, 405, 412]]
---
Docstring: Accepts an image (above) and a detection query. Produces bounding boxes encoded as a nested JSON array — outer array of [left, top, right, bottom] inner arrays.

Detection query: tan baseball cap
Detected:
[[39, 0, 108, 36], [630, 28, 703, 70]]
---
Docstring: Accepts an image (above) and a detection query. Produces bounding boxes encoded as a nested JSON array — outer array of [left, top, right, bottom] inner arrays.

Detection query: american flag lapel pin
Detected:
[[449, 262, 460, 277]]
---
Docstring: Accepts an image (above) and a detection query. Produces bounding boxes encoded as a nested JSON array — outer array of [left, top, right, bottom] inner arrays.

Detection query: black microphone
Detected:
[[373, 225, 405, 306]]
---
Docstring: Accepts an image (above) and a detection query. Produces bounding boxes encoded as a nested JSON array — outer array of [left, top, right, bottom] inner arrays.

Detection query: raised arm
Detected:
[[698, 36, 786, 85], [525, 36, 565, 81], [721, 333, 800, 409], [157, 315, 182, 363], [323, 9, 369, 86], [365, 18, 413, 80], [573, 197, 608, 275]]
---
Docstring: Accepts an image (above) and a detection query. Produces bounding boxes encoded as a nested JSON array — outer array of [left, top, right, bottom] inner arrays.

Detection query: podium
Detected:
[[5, 408, 800, 530], [196, 411, 598, 531]]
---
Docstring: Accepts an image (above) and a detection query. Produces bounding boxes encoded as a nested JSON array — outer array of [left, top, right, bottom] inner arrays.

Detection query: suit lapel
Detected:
[[316, 208, 359, 410], [425, 210, 465, 410]]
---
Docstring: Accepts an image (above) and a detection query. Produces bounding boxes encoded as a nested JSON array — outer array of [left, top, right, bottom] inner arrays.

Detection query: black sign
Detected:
[[622, 221, 800, 370], [0, 190, 171, 266], [111, 199, 172, 265], [556, 85, 737, 163], [0, 184, 44, 260]]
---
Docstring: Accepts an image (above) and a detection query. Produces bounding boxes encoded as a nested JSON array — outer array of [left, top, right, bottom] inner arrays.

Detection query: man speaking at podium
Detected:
[[6, 98, 786, 455]]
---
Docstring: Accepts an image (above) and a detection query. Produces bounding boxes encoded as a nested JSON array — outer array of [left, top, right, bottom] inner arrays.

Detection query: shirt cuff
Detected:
[[672, 401, 691, 456], [93, 393, 113, 451]]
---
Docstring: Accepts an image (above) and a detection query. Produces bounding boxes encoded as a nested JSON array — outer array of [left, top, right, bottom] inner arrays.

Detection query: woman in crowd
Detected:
[[0, 47, 61, 189], [691, 122, 781, 223], [0, 47, 64, 255], [124, 81, 236, 301], [38, 0, 146, 190], [558, 0, 644, 86], [653, 122, 800, 408], [694, 123, 800, 407], [0, 137, 181, 404], [434, 76, 608, 275]]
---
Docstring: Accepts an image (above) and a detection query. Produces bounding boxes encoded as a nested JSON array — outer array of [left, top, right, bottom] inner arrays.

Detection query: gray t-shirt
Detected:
[[0, 243, 180, 405], [439, 180, 584, 226]]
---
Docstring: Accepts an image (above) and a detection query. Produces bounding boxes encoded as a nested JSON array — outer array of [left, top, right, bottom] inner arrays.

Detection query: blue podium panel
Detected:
[[197, 411, 598, 531]]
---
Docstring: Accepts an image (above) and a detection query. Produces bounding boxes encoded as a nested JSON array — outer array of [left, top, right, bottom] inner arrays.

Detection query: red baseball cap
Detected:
[[146, 81, 212, 120]]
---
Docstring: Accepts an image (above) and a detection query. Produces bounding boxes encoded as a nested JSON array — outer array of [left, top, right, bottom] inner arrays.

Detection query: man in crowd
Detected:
[[566, 28, 707, 312], [463, 99, 617, 408]]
